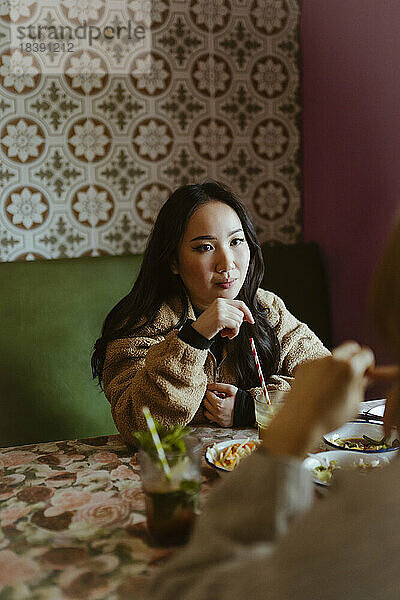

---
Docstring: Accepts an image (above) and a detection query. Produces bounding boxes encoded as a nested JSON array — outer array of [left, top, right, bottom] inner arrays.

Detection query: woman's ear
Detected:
[[170, 258, 179, 275]]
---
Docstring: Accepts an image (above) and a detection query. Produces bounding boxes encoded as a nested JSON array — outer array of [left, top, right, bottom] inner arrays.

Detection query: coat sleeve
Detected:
[[257, 289, 331, 376], [102, 330, 209, 443], [144, 450, 314, 600]]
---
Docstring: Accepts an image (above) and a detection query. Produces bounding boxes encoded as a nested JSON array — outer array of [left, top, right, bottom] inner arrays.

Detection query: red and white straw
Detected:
[[249, 337, 270, 404]]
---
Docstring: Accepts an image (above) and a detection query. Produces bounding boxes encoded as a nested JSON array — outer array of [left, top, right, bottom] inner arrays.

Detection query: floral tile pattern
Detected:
[[0, 0, 301, 262], [0, 425, 257, 598], [1, 117, 45, 163]]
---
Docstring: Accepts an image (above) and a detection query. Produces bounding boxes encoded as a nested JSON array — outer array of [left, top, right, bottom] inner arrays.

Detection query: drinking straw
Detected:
[[249, 337, 270, 404], [142, 406, 171, 480]]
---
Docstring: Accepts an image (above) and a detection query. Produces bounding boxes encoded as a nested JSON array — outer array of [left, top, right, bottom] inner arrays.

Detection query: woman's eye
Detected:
[[231, 237, 245, 246], [194, 244, 213, 252]]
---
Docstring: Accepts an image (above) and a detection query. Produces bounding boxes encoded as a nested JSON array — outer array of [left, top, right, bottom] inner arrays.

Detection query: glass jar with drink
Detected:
[[254, 389, 287, 436], [136, 428, 202, 546]]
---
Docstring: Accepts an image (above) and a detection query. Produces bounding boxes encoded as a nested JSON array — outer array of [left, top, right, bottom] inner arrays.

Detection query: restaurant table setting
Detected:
[[303, 398, 399, 487], [0, 397, 392, 599]]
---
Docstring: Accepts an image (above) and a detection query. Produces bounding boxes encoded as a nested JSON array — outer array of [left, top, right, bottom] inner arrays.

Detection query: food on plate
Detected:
[[212, 440, 260, 471], [313, 460, 338, 483], [334, 435, 399, 451], [313, 457, 390, 484]]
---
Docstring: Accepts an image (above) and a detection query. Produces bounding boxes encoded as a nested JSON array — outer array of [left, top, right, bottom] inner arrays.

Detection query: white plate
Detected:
[[303, 450, 394, 486], [205, 438, 259, 473], [324, 422, 399, 453], [367, 405, 385, 418]]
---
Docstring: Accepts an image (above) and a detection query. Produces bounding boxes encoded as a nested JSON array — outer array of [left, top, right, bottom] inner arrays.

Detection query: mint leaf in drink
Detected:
[[179, 480, 200, 494], [132, 417, 191, 465]]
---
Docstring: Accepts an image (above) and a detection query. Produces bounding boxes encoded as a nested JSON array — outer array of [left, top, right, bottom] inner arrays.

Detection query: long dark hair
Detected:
[[91, 181, 280, 389]]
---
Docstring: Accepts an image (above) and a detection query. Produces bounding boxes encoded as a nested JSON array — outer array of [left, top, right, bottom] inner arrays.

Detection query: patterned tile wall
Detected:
[[0, 0, 301, 262]]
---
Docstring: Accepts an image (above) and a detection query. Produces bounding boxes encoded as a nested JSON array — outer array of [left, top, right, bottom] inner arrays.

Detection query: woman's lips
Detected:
[[215, 279, 237, 289]]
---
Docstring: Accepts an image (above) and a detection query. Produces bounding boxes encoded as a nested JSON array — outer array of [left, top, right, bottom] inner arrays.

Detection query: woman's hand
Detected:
[[203, 383, 238, 427], [192, 298, 254, 340], [262, 342, 375, 458]]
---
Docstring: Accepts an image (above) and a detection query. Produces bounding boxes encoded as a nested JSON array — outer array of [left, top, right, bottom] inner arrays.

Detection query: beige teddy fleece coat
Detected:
[[102, 289, 330, 443]]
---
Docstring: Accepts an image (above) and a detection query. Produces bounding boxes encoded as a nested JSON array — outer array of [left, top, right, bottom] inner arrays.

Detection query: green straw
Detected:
[[142, 407, 171, 480]]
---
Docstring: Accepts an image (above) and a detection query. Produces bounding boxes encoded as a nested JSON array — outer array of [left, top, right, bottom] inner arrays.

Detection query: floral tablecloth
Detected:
[[0, 426, 256, 600]]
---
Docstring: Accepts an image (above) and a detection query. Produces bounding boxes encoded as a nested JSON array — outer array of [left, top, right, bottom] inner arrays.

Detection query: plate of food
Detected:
[[323, 422, 400, 453], [205, 438, 260, 472], [303, 450, 393, 486]]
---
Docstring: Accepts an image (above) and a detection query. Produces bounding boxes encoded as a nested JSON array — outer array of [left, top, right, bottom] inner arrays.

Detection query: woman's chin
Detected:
[[214, 287, 238, 299], [197, 283, 242, 306]]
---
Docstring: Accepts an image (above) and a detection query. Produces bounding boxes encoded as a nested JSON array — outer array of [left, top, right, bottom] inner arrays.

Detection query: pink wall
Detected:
[[301, 0, 400, 360]]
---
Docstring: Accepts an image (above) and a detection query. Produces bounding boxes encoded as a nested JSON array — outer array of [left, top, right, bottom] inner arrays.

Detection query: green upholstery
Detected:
[[0, 255, 142, 447], [261, 242, 332, 349]]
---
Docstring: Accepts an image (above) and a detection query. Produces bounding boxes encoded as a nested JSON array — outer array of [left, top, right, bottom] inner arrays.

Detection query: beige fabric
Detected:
[[103, 289, 330, 443], [145, 450, 400, 600]]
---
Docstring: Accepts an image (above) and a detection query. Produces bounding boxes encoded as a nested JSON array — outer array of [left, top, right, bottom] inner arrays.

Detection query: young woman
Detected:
[[91, 182, 329, 443]]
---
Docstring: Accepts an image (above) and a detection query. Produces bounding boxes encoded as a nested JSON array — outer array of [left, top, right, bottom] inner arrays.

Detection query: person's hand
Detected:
[[293, 342, 375, 433], [262, 341, 375, 458], [203, 383, 237, 427], [192, 298, 254, 340]]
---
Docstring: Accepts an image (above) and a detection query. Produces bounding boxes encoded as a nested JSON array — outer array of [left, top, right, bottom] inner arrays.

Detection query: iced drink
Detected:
[[254, 390, 286, 435], [139, 435, 201, 546], [144, 481, 200, 545]]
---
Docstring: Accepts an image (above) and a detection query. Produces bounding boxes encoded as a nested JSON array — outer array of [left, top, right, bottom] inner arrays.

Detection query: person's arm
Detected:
[[104, 303, 255, 441], [186, 299, 256, 428], [103, 329, 209, 443], [145, 450, 312, 600], [178, 319, 214, 351], [144, 343, 375, 600]]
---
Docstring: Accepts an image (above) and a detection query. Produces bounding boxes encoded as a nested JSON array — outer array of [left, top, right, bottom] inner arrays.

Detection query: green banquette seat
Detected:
[[0, 255, 142, 447]]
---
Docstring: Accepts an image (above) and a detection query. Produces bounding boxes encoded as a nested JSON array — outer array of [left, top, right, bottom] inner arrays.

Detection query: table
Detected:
[[0, 426, 256, 599]]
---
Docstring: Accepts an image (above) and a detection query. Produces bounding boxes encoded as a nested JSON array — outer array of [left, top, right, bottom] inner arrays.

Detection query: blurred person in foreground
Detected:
[[144, 216, 400, 600]]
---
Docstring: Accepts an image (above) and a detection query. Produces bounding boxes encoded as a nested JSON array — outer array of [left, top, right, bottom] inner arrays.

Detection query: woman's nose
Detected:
[[216, 248, 235, 273]]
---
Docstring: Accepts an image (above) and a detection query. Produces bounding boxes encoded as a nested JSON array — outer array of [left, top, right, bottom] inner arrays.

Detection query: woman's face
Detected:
[[173, 201, 251, 310]]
